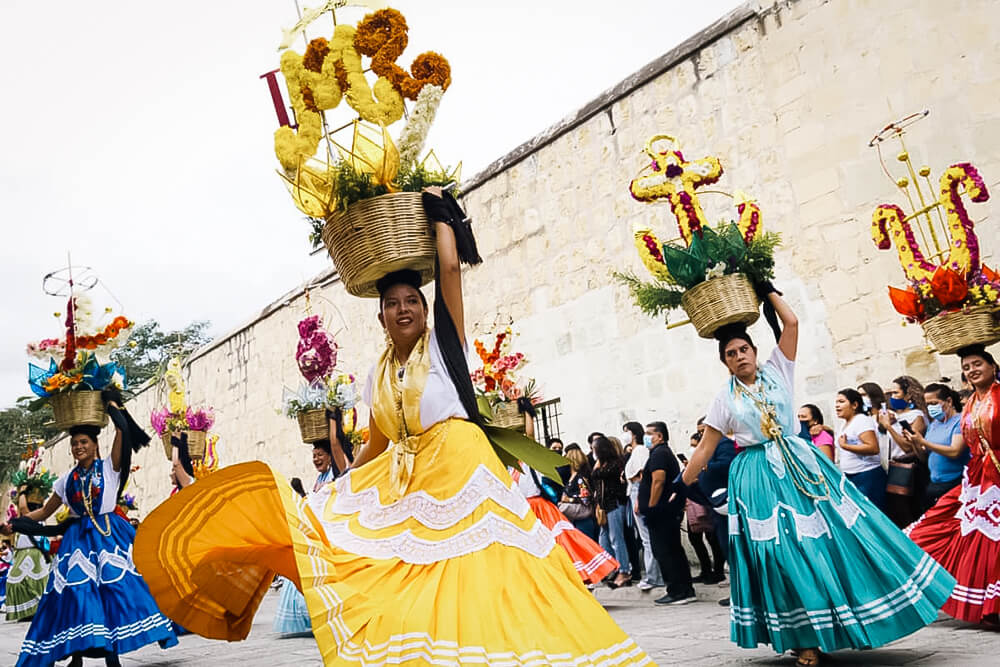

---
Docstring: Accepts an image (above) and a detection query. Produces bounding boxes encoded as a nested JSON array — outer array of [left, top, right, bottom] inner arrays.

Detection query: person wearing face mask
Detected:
[[900, 383, 968, 512], [638, 421, 693, 605], [858, 382, 891, 470], [907, 345, 1000, 624], [622, 422, 662, 591], [797, 404, 834, 461], [877, 376, 930, 527]]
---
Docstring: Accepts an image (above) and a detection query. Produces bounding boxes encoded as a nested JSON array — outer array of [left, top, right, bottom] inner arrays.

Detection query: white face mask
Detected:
[[621, 432, 632, 445]]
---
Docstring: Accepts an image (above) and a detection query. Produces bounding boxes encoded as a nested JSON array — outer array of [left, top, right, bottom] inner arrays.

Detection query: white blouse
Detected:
[[52, 459, 121, 517], [704, 347, 795, 445], [364, 328, 470, 433]]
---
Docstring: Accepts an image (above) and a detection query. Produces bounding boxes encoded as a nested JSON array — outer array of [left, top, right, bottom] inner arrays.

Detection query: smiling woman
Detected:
[[135, 191, 649, 666]]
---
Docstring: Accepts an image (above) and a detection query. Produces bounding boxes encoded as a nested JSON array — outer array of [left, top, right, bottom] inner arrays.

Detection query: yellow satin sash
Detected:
[[371, 329, 431, 498]]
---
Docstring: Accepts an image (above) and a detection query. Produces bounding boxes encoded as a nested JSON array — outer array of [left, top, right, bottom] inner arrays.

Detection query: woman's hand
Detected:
[[876, 412, 893, 430], [838, 433, 848, 447]]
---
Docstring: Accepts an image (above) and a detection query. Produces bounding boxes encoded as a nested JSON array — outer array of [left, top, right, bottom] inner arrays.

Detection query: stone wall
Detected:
[[36, 0, 1000, 516]]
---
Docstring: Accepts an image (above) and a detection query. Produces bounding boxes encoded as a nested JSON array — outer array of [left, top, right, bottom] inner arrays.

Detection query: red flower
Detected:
[[888, 286, 923, 319], [930, 267, 968, 308]]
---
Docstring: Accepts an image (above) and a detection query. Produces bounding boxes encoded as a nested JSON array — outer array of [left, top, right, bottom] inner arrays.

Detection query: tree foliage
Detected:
[[0, 400, 57, 485], [110, 320, 213, 389]]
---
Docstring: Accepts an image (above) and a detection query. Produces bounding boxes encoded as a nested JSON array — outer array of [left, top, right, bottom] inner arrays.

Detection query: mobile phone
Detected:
[[899, 419, 913, 434]]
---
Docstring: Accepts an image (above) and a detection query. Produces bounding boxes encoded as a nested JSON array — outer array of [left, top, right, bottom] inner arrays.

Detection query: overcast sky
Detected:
[[1, 0, 742, 406]]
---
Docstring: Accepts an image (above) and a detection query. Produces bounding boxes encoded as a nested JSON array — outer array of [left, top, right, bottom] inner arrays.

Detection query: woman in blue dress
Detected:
[[9, 400, 177, 667], [683, 288, 954, 666]]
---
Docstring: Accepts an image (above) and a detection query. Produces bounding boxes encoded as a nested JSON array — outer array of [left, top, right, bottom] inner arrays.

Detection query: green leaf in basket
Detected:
[[662, 235, 708, 289]]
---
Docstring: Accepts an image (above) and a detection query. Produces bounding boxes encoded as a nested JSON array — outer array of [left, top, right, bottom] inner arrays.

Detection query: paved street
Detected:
[[1, 582, 997, 666]]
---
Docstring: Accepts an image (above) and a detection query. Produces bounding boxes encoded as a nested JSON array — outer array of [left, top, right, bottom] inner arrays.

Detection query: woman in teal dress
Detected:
[[683, 288, 954, 666]]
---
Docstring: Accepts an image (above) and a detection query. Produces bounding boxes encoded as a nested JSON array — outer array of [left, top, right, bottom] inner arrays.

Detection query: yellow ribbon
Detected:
[[371, 330, 431, 499]]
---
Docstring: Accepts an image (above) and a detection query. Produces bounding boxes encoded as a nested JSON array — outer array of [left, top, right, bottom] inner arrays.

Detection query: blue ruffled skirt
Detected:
[[728, 443, 955, 653], [272, 576, 312, 635], [16, 512, 177, 666]]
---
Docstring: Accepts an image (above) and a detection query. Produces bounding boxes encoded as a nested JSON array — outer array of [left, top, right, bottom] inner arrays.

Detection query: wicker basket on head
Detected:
[[297, 409, 329, 444], [161, 430, 208, 461], [492, 401, 525, 432], [921, 307, 1000, 355], [681, 273, 761, 339], [50, 391, 108, 431], [322, 192, 436, 298]]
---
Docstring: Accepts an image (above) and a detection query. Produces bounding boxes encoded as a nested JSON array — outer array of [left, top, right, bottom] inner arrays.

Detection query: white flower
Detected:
[[397, 85, 444, 172], [706, 262, 727, 280]]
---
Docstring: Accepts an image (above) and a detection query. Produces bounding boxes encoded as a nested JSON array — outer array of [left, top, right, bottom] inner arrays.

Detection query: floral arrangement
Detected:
[[150, 406, 215, 436], [9, 448, 58, 498], [117, 493, 138, 513], [873, 162, 998, 322], [265, 5, 459, 241], [150, 357, 215, 437], [283, 315, 361, 425], [616, 135, 779, 320], [471, 328, 539, 406], [27, 292, 130, 397]]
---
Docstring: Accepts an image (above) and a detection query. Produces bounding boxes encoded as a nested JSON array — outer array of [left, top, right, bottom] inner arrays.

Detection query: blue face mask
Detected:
[[643, 434, 654, 449], [927, 403, 945, 421], [888, 397, 909, 411]]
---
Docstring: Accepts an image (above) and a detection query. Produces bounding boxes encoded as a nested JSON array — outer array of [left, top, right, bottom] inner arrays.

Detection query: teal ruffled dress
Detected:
[[704, 349, 955, 653]]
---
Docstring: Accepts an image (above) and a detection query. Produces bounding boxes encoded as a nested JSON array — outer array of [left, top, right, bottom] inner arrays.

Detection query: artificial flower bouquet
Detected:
[[283, 315, 361, 443], [9, 447, 58, 506], [150, 357, 215, 460], [471, 329, 540, 432], [265, 4, 460, 297], [616, 134, 780, 338], [868, 112, 1000, 354], [27, 292, 132, 430]]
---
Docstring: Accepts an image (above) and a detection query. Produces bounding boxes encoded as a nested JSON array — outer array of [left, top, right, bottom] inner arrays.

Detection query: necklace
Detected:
[[735, 373, 830, 501], [79, 463, 111, 537]]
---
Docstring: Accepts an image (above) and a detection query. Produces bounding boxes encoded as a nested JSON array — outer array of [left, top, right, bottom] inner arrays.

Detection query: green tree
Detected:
[[111, 320, 212, 389], [0, 400, 57, 484]]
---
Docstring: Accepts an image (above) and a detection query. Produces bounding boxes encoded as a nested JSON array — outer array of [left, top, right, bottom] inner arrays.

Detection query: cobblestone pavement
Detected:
[[1, 582, 997, 666]]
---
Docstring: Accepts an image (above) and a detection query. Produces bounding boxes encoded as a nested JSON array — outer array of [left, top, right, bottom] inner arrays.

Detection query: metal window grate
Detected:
[[531, 398, 562, 444]]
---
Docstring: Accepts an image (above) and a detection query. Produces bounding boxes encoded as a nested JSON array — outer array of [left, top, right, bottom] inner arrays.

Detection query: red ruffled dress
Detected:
[[907, 382, 1000, 622], [513, 464, 618, 584]]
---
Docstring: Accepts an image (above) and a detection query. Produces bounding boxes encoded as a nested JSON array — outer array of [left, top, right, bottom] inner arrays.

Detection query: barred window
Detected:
[[531, 398, 562, 444]]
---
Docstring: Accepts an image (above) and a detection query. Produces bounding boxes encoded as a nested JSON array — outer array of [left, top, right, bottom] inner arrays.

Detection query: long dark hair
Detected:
[[623, 421, 644, 444], [892, 375, 928, 414], [924, 382, 963, 413], [801, 404, 824, 425], [592, 436, 622, 466], [858, 382, 886, 414], [838, 388, 865, 415]]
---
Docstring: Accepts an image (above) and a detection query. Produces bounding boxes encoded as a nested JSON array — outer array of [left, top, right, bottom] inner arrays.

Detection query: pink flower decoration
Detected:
[[185, 407, 215, 432], [296, 315, 337, 384], [150, 407, 170, 436]]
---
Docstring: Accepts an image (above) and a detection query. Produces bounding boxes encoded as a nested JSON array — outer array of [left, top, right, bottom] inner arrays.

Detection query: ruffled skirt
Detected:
[[729, 445, 955, 653], [6, 546, 49, 621], [906, 467, 1000, 622], [135, 419, 649, 665], [16, 513, 177, 666], [526, 496, 617, 584], [274, 576, 312, 635]]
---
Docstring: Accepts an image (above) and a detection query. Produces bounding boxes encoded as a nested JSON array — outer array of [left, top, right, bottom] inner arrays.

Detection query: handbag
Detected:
[[886, 458, 915, 496], [594, 477, 608, 526], [559, 500, 593, 522]]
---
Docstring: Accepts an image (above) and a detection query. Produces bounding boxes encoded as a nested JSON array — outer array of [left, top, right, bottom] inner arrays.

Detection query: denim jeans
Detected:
[[599, 504, 631, 576], [629, 485, 662, 585]]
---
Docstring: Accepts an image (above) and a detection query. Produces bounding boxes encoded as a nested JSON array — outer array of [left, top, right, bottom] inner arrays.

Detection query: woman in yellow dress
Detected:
[[134, 190, 649, 666]]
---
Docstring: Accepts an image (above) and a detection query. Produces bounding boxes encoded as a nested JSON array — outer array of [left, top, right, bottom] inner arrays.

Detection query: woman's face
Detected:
[[887, 382, 905, 400], [797, 407, 814, 425], [378, 284, 427, 347], [312, 446, 332, 473], [70, 434, 98, 463], [962, 355, 996, 389], [834, 393, 855, 419], [723, 339, 757, 377], [924, 391, 949, 414]]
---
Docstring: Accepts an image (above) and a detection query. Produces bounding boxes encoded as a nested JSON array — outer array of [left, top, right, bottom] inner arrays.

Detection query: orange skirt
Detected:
[[527, 496, 618, 584]]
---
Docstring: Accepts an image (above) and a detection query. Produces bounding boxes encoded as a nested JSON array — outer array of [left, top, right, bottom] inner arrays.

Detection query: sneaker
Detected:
[[718, 597, 730, 607], [637, 581, 656, 591], [655, 590, 696, 605]]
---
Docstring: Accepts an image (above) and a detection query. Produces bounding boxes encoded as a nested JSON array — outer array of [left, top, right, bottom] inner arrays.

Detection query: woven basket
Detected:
[[681, 273, 761, 339], [921, 307, 1000, 354], [492, 401, 525, 431], [50, 391, 108, 431], [322, 192, 435, 298], [297, 409, 329, 444], [160, 430, 208, 461]]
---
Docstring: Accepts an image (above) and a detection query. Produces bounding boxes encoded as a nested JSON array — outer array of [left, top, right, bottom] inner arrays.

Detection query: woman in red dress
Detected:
[[907, 344, 1000, 623]]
